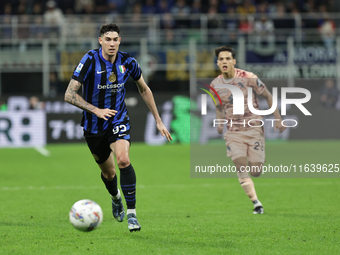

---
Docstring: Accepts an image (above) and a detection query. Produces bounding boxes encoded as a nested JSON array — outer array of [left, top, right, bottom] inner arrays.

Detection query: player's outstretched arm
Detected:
[[64, 79, 117, 121], [261, 88, 286, 133], [135, 75, 172, 141]]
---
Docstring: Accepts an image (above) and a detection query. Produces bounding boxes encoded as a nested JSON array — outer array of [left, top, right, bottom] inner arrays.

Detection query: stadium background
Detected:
[[1, 0, 340, 147], [1, 1, 340, 254]]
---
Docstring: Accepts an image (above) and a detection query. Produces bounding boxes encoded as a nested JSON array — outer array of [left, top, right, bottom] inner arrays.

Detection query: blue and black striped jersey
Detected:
[[72, 48, 142, 134]]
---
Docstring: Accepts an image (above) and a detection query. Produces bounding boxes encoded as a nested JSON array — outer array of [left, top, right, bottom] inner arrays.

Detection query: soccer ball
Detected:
[[69, 199, 103, 232]]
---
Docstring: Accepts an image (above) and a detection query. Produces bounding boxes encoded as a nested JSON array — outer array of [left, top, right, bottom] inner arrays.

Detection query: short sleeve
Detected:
[[71, 52, 93, 84], [127, 58, 142, 81], [247, 72, 266, 95]]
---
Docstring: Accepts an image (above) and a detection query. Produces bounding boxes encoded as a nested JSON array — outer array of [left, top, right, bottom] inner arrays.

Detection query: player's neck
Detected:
[[102, 51, 117, 64], [222, 68, 235, 79]]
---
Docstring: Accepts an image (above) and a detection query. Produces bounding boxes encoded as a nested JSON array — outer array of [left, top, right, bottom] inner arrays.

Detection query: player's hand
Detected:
[[217, 124, 224, 134], [275, 119, 286, 133], [93, 108, 117, 120], [156, 122, 173, 142]]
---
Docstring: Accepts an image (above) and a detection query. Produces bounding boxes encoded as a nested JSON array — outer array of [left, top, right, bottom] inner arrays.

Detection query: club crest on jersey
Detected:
[[109, 72, 116, 82], [119, 65, 126, 74]]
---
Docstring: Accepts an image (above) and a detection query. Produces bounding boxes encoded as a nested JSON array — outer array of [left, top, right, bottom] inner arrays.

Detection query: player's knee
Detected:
[[116, 155, 130, 168], [250, 171, 261, 178], [102, 170, 116, 181], [249, 162, 263, 177]]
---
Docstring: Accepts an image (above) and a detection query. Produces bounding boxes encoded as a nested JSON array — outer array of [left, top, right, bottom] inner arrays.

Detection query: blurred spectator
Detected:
[[108, 0, 126, 14], [156, 0, 172, 14], [171, 0, 191, 28], [94, 0, 108, 14], [220, 0, 237, 13], [131, 3, 142, 22], [78, 16, 97, 48], [328, 0, 337, 13], [15, 0, 30, 15], [44, 1, 65, 37], [32, 2, 43, 15], [164, 29, 174, 43], [1, 15, 12, 39], [303, 0, 315, 13], [29, 96, 45, 110], [191, 0, 201, 28], [191, 0, 201, 13], [237, 0, 256, 14], [3, 2, 13, 15], [130, 3, 145, 37], [142, 0, 156, 14], [58, 0, 76, 14], [74, 0, 95, 14], [161, 12, 175, 29], [254, 14, 275, 43], [207, 6, 219, 29], [238, 15, 252, 35], [320, 79, 339, 108], [161, 12, 176, 43], [83, 2, 96, 14], [225, 7, 238, 31], [171, 0, 191, 15], [302, 0, 318, 29], [208, 0, 219, 11], [18, 15, 30, 40], [273, 3, 295, 29], [30, 16, 46, 39], [318, 4, 328, 14], [257, 1, 268, 13], [64, 15, 80, 39], [317, 5, 335, 48], [253, 14, 275, 53], [223, 7, 238, 42], [319, 14, 336, 48], [273, 3, 295, 43]]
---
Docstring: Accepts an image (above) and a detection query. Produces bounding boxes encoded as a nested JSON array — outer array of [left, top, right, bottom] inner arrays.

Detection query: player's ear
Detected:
[[233, 58, 236, 65], [98, 37, 102, 45]]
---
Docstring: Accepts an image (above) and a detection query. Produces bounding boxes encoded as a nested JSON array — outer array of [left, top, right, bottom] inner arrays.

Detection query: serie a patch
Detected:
[[76, 63, 83, 73]]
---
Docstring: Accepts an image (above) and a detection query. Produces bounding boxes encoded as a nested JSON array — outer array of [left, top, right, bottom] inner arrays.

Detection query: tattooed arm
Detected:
[[64, 79, 117, 121]]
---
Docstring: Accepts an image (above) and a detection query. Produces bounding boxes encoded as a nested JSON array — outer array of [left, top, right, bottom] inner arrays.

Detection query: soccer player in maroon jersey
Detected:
[[211, 46, 286, 214]]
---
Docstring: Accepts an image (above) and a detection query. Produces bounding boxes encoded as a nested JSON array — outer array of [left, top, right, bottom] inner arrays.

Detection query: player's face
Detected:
[[217, 51, 236, 75], [99, 31, 121, 58]]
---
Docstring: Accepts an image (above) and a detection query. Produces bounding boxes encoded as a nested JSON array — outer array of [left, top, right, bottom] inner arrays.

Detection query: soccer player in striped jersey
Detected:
[[65, 23, 172, 232], [210, 46, 286, 214]]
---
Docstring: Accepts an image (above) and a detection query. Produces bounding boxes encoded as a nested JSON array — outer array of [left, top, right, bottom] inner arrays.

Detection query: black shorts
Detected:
[[84, 120, 131, 164]]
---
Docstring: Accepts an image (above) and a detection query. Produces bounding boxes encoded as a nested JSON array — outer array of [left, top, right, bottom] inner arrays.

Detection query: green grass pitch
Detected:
[[1, 141, 340, 254]]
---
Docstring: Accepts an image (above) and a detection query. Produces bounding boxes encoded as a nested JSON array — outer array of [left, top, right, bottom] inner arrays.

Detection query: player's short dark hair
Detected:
[[99, 23, 120, 37], [215, 46, 236, 59]]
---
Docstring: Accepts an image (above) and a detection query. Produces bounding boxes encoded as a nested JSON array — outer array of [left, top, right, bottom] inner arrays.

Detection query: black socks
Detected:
[[120, 164, 136, 209]]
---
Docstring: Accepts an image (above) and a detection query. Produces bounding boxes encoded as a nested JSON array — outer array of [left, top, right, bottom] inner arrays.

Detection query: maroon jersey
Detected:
[[211, 68, 266, 132]]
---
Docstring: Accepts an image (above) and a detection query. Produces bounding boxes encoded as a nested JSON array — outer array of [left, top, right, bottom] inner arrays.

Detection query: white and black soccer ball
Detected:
[[69, 199, 103, 232]]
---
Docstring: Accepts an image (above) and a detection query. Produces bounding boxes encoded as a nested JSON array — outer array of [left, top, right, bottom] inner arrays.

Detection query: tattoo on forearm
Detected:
[[65, 80, 95, 113]]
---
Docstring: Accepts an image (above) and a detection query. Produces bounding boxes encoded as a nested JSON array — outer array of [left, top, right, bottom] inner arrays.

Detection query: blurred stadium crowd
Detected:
[[1, 0, 340, 97], [0, 0, 338, 16], [1, 0, 339, 46]]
